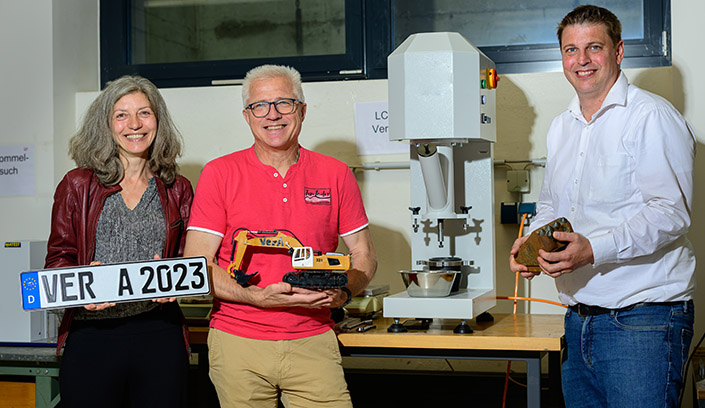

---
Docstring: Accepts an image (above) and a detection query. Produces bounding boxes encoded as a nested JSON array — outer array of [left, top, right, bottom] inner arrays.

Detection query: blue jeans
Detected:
[[562, 301, 694, 408]]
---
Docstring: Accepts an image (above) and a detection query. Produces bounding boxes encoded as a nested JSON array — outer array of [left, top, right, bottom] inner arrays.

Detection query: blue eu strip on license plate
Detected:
[[20, 257, 210, 310]]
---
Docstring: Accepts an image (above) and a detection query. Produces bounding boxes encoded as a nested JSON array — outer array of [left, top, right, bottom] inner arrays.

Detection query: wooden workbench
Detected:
[[337, 313, 565, 408], [190, 313, 564, 349], [337, 313, 564, 350]]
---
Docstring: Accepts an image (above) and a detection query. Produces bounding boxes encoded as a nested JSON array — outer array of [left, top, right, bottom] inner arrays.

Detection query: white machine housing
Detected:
[[384, 32, 497, 321], [0, 241, 58, 344]]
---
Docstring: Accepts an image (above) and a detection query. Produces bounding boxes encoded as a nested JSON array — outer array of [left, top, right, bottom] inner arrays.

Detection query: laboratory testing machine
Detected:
[[383, 32, 498, 333]]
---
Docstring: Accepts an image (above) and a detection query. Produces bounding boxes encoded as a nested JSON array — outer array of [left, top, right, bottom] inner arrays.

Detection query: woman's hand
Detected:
[[150, 253, 177, 303], [84, 260, 116, 310], [152, 297, 177, 303], [84, 302, 116, 311]]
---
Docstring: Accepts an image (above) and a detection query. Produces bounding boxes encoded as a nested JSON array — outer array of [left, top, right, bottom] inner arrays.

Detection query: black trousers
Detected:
[[59, 303, 189, 408]]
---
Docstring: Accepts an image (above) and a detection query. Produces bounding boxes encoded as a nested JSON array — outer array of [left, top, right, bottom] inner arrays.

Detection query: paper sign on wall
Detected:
[[0, 145, 34, 197], [354, 101, 408, 155]]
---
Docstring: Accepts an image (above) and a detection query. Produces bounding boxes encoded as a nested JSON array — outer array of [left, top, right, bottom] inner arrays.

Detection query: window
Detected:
[[392, 0, 670, 74], [100, 0, 390, 87], [100, 0, 669, 88], [131, 1, 347, 64]]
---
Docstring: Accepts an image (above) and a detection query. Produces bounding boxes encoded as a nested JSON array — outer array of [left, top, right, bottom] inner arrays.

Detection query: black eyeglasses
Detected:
[[246, 98, 302, 118]]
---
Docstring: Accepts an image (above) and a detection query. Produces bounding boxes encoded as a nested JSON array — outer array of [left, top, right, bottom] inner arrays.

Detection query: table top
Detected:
[[0, 346, 60, 363], [337, 313, 564, 352], [189, 313, 565, 351], [1, 314, 564, 358]]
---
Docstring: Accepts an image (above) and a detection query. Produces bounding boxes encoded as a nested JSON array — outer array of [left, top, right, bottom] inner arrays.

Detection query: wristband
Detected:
[[341, 287, 352, 307]]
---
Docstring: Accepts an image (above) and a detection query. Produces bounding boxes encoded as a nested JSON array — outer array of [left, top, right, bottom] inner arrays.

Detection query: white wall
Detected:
[[0, 1, 55, 242], [672, 0, 705, 350], [672, 4, 705, 406], [0, 0, 98, 243], [52, 0, 100, 182]]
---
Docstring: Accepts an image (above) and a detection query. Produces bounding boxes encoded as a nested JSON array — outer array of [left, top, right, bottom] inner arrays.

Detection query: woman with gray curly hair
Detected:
[[45, 75, 193, 407]]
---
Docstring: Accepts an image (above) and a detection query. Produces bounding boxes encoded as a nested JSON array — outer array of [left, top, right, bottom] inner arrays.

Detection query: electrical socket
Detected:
[[507, 170, 530, 193]]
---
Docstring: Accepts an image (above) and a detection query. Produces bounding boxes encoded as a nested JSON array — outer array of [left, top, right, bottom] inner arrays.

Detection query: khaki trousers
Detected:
[[208, 328, 353, 408]]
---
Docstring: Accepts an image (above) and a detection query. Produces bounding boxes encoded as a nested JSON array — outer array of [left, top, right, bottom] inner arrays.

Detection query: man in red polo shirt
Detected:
[[184, 64, 377, 407]]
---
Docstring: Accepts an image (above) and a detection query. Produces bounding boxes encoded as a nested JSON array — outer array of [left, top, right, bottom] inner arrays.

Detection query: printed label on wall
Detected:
[[354, 101, 407, 155], [0, 145, 34, 196]]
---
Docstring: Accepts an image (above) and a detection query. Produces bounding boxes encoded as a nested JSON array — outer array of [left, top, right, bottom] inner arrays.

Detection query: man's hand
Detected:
[[321, 288, 351, 309], [509, 235, 540, 280], [538, 231, 594, 278], [248, 282, 332, 308]]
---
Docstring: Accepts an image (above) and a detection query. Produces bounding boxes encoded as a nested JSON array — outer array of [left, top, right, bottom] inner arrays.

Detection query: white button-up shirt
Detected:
[[532, 72, 696, 308]]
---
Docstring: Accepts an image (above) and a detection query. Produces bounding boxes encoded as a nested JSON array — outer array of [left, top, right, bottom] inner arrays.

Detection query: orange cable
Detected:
[[502, 359, 512, 407], [504, 212, 528, 408], [497, 296, 568, 309], [512, 273, 519, 313], [513, 213, 528, 314]]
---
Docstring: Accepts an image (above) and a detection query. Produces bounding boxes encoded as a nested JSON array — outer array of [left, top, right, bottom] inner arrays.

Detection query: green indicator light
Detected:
[[481, 80, 487, 89]]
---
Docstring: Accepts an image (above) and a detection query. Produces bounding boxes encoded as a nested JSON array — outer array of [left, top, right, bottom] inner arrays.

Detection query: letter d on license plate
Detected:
[[20, 257, 210, 310]]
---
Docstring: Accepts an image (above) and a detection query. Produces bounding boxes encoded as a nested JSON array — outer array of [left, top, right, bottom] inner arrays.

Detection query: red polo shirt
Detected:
[[188, 146, 368, 340]]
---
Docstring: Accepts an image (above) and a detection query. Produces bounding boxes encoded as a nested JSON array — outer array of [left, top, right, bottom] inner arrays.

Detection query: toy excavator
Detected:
[[226, 229, 350, 289]]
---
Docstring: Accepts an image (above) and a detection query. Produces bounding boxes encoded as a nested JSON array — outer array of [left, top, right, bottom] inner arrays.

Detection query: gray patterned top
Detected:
[[75, 177, 166, 320]]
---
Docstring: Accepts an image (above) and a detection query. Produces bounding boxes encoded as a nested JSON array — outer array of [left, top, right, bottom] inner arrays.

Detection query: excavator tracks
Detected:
[[283, 271, 349, 289]]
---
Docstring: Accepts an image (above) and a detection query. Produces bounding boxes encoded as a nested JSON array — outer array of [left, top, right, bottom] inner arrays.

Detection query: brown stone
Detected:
[[515, 217, 573, 272]]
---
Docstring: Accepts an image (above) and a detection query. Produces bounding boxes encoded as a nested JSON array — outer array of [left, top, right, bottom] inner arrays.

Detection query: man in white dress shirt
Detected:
[[510, 5, 696, 407]]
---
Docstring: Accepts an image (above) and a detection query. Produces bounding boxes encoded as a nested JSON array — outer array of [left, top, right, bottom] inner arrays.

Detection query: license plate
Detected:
[[20, 257, 210, 310]]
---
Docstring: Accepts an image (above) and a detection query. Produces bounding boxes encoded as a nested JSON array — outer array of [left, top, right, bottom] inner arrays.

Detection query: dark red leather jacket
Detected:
[[45, 168, 193, 355]]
